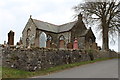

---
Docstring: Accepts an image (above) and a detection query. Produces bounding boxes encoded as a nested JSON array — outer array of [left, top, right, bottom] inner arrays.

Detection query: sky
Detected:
[[0, 0, 118, 52]]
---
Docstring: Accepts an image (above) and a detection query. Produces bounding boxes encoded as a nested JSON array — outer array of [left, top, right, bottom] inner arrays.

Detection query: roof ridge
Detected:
[[33, 18, 76, 27], [58, 21, 77, 27], [33, 19, 58, 26], [32, 18, 77, 33]]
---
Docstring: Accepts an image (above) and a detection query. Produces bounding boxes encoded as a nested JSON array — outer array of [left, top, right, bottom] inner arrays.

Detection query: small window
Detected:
[[89, 38, 92, 43], [27, 28, 31, 37]]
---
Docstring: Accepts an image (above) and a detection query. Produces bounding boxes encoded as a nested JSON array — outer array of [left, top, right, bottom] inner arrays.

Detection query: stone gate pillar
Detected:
[[8, 30, 15, 45]]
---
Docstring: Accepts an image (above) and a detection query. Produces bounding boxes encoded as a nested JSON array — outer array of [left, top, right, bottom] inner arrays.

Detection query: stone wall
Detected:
[[0, 45, 2, 80], [2, 48, 117, 71]]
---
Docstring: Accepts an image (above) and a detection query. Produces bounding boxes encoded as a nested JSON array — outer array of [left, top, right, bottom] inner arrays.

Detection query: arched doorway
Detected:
[[39, 32, 47, 48], [59, 35, 65, 48]]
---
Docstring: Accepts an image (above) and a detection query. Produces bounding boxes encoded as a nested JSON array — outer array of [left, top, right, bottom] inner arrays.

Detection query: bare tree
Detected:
[[74, 0, 120, 50]]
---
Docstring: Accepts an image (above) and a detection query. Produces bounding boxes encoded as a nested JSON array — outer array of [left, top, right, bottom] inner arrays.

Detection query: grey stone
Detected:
[[2, 48, 118, 71]]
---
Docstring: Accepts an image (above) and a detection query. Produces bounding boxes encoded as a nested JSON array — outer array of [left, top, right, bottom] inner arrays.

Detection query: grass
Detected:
[[2, 57, 117, 78], [0, 66, 2, 79]]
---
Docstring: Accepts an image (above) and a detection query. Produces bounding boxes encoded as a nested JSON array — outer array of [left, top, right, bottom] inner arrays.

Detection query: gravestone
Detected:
[[4, 41, 6, 45], [59, 40, 65, 49], [19, 37, 23, 45], [92, 42, 97, 50], [51, 43, 57, 48], [8, 30, 15, 45], [73, 38, 78, 49], [67, 42, 73, 49], [46, 40, 51, 48], [0, 45, 2, 80]]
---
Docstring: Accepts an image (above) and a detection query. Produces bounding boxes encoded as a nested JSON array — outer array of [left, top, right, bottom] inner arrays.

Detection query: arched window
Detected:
[[89, 38, 92, 43], [59, 35, 65, 40], [47, 35, 52, 41], [39, 32, 47, 48], [27, 28, 31, 37]]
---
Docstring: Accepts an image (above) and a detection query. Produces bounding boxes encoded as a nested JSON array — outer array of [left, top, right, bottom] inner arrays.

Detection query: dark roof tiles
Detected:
[[33, 19, 77, 33]]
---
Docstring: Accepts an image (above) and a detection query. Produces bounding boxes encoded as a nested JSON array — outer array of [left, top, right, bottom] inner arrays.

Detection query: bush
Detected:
[[86, 49, 95, 61]]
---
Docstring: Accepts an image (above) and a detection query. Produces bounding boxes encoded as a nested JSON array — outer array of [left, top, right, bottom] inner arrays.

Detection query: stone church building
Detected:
[[22, 14, 97, 49]]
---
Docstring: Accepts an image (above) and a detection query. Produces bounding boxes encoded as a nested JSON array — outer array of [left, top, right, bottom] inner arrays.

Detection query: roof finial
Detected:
[[78, 13, 82, 20], [89, 27, 91, 29], [30, 15, 32, 18]]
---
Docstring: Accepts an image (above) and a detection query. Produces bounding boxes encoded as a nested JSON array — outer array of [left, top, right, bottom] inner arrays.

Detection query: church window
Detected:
[[59, 35, 65, 40], [47, 35, 52, 41], [39, 32, 47, 48], [27, 28, 31, 37]]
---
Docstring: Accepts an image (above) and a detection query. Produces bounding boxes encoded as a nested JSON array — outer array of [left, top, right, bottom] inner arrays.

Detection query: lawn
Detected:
[[2, 57, 116, 78], [0, 66, 2, 79]]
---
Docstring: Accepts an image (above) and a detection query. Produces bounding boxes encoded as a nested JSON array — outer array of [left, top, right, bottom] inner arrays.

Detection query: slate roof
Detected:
[[33, 19, 58, 33], [80, 29, 89, 37], [32, 19, 77, 33], [32, 18, 92, 37], [58, 21, 77, 33], [80, 27, 96, 39]]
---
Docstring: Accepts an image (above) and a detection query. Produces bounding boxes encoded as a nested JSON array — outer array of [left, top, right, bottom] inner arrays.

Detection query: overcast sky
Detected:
[[0, 0, 118, 51]]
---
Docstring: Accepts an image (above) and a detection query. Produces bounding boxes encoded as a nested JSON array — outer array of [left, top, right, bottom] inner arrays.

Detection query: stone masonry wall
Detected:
[[2, 48, 117, 71]]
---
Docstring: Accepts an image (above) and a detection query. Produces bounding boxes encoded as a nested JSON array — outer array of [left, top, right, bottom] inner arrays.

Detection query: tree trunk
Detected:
[[118, 31, 120, 52], [102, 16, 109, 50]]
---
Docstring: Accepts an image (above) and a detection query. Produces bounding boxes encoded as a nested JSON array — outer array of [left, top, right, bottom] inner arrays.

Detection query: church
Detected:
[[22, 13, 97, 49]]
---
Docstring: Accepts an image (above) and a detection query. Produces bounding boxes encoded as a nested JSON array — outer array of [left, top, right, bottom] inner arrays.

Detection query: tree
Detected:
[[74, 0, 120, 50]]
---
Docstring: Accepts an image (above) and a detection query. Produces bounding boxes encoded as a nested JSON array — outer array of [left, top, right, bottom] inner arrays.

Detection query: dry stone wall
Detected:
[[2, 48, 117, 71]]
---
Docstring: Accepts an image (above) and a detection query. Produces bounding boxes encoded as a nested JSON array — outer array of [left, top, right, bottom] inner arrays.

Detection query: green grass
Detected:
[[2, 57, 117, 78], [0, 66, 2, 79]]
